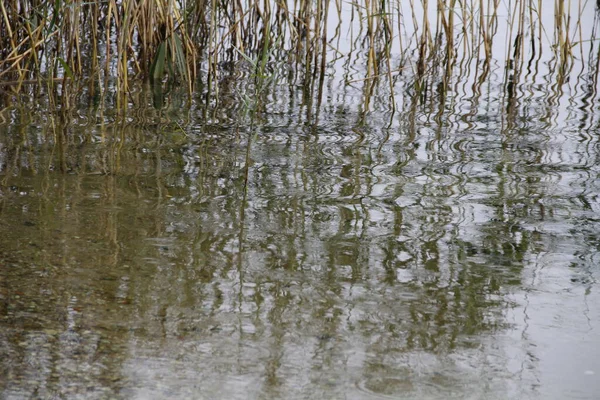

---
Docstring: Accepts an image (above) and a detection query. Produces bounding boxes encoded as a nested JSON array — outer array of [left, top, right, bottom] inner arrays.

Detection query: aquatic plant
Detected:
[[0, 0, 598, 115]]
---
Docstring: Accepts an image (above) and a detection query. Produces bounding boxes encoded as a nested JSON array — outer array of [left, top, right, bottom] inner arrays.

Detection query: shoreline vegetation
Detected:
[[0, 0, 599, 117]]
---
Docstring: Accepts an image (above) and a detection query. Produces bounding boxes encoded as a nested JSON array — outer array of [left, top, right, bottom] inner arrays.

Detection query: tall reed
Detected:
[[0, 0, 597, 116]]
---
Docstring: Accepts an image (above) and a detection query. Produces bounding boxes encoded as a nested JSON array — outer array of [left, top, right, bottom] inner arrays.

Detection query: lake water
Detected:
[[1, 2, 600, 399]]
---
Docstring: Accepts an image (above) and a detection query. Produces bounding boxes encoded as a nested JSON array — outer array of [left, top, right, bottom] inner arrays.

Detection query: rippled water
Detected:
[[2, 5, 600, 399]]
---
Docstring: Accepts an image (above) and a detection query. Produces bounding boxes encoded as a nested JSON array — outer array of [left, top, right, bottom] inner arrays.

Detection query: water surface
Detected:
[[2, 6, 600, 399]]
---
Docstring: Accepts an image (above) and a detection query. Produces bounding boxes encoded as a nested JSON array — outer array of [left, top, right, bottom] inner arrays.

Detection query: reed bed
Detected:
[[0, 0, 598, 115]]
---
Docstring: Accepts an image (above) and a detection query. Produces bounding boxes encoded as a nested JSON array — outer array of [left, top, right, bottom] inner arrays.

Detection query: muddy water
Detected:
[[2, 47, 600, 400]]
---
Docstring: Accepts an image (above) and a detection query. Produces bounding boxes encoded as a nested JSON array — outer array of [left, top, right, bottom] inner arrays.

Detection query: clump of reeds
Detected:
[[0, 0, 597, 115], [0, 0, 196, 109]]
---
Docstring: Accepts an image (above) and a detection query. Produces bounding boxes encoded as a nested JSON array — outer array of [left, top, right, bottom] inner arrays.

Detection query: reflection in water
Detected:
[[1, 90, 599, 398], [1, 10, 600, 399]]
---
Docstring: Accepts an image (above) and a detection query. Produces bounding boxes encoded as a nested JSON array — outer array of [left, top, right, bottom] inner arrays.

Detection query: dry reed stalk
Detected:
[[0, 0, 598, 118]]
